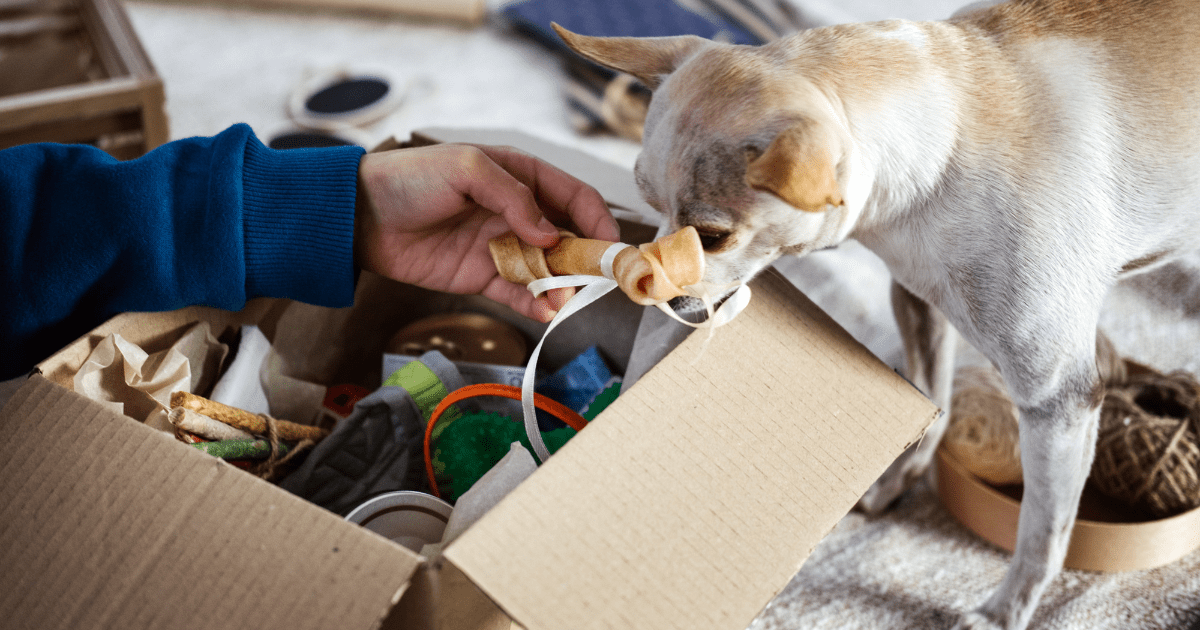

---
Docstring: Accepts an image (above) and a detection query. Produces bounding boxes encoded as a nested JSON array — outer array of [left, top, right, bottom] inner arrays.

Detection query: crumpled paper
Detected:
[[191, 324, 329, 427], [72, 322, 228, 431], [262, 345, 328, 426]]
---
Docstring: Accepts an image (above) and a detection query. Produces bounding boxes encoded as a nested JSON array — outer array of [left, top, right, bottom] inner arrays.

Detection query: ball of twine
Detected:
[[942, 332, 1127, 488], [1093, 369, 1200, 518], [944, 364, 1024, 486]]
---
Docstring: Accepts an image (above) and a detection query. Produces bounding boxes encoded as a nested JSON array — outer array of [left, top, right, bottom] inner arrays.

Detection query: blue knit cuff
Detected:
[[241, 136, 365, 307]]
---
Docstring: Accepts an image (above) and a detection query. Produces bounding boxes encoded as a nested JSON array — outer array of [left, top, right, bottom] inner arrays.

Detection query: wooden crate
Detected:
[[0, 0, 168, 159]]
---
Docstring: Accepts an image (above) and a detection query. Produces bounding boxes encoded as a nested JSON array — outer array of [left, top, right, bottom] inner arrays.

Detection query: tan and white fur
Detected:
[[554, 1, 1200, 628]]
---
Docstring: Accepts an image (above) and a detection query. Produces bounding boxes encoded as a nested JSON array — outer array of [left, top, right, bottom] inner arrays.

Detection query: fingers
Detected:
[[545, 286, 576, 312], [471, 145, 620, 243], [361, 142, 619, 324], [483, 277, 558, 323], [451, 147, 560, 248], [455, 146, 602, 321], [482, 277, 578, 324]]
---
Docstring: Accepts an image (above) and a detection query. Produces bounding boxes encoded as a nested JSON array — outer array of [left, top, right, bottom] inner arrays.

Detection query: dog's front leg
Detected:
[[958, 356, 1102, 630], [857, 281, 957, 514]]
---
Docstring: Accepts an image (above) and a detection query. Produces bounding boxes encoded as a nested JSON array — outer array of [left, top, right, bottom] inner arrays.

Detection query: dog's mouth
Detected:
[[667, 294, 707, 316], [666, 281, 742, 319]]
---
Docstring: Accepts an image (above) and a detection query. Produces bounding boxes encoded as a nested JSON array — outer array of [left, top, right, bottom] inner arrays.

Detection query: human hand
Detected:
[[355, 143, 620, 322]]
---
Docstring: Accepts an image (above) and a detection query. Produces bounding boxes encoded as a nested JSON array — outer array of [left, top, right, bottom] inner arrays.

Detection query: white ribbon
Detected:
[[521, 243, 631, 462], [654, 283, 752, 331], [518, 244, 752, 463]]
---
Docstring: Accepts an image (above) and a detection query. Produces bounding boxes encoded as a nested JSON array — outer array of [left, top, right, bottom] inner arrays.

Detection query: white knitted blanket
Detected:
[[753, 479, 1200, 630]]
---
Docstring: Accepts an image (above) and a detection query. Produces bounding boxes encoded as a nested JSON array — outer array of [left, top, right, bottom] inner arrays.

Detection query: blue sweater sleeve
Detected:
[[0, 123, 366, 380]]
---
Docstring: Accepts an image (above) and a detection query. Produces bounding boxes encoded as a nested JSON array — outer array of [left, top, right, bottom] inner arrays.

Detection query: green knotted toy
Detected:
[[428, 380, 620, 501]]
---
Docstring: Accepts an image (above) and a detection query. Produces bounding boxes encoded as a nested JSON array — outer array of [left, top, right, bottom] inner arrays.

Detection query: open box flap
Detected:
[[0, 375, 420, 630], [444, 270, 939, 630]]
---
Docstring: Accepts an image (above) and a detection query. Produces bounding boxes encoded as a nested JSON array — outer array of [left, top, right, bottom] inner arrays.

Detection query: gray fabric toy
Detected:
[[279, 350, 465, 515]]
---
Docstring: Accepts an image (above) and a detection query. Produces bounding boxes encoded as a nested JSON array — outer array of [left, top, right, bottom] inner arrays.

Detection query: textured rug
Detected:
[[751, 479, 1200, 630]]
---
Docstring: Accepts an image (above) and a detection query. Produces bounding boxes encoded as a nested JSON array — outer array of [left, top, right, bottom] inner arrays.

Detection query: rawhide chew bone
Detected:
[[488, 226, 705, 305]]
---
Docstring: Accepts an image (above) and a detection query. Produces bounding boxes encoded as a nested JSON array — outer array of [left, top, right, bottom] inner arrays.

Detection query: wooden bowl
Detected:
[[936, 447, 1200, 571]]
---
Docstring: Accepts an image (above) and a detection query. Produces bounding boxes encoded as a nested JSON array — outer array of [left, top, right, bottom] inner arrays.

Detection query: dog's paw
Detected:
[[856, 474, 906, 515], [952, 611, 1005, 630], [856, 454, 923, 515]]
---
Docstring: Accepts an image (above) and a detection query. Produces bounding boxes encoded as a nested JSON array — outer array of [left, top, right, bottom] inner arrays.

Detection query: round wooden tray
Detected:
[[386, 313, 528, 366], [936, 447, 1200, 571]]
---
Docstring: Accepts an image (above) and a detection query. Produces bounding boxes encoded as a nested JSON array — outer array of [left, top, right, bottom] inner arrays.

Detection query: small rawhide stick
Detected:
[[170, 391, 330, 442], [488, 226, 705, 305], [169, 407, 255, 442]]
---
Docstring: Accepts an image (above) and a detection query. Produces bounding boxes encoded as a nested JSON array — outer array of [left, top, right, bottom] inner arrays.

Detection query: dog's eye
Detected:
[[695, 229, 731, 251]]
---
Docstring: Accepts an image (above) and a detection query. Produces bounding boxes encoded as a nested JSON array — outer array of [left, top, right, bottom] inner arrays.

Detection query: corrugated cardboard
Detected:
[[0, 128, 938, 630], [0, 374, 418, 630], [445, 270, 935, 630]]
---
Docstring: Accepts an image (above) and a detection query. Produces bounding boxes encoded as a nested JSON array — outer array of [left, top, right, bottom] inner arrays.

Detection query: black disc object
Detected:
[[304, 77, 390, 114], [269, 132, 357, 150]]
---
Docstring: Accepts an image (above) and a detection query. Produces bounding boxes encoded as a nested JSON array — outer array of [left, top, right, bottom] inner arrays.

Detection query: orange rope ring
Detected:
[[423, 383, 589, 499]]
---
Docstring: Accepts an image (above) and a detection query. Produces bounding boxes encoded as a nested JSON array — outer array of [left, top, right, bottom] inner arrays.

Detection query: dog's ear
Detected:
[[745, 123, 845, 212], [553, 23, 704, 90]]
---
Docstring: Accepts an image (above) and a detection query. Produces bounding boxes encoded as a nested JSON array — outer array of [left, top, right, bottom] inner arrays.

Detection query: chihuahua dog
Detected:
[[554, 1, 1200, 628]]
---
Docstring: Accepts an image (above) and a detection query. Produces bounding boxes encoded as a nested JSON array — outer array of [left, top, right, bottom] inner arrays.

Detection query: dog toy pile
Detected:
[[168, 391, 328, 480], [488, 226, 705, 305], [1093, 369, 1200, 518]]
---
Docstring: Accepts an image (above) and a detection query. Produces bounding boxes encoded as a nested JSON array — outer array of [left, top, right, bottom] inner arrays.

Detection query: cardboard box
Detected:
[[0, 129, 938, 630], [0, 0, 168, 159]]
